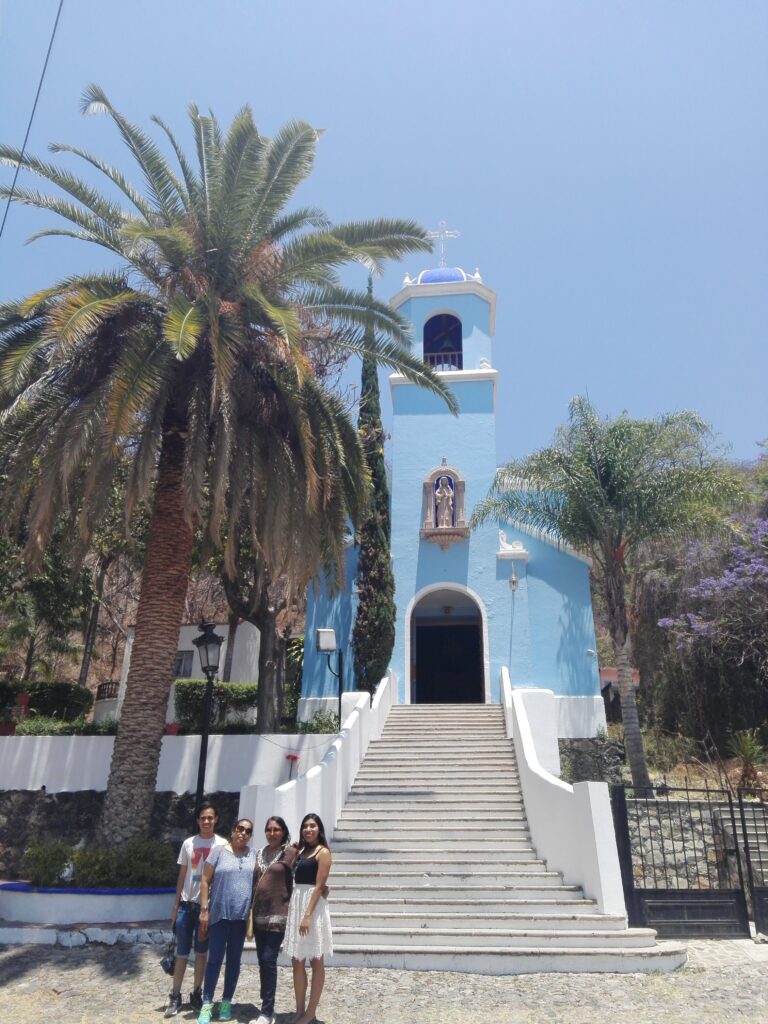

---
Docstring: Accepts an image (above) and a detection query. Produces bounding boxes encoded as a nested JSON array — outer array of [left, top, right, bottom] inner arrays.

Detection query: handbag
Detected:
[[160, 931, 176, 976]]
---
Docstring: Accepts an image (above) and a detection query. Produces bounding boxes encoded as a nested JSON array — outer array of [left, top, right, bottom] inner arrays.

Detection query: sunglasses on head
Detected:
[[234, 824, 253, 835]]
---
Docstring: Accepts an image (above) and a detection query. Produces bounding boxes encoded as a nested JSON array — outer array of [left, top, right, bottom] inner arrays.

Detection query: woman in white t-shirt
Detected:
[[164, 802, 226, 1018]]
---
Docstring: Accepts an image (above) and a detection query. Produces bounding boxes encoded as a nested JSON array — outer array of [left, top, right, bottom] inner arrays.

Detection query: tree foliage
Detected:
[[473, 396, 741, 789], [352, 278, 395, 693]]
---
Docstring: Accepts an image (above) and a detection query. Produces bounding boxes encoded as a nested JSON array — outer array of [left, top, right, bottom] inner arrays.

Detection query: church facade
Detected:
[[301, 264, 604, 738]]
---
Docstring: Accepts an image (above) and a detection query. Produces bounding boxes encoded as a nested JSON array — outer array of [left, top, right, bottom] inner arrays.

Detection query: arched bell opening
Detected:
[[423, 313, 462, 370]]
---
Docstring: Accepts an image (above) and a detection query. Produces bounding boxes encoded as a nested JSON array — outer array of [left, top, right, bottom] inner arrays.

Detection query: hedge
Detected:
[[22, 839, 176, 888], [0, 679, 92, 720], [174, 679, 258, 730], [14, 715, 118, 736]]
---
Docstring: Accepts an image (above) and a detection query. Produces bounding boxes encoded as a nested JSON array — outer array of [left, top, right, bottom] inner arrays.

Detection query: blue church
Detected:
[[301, 261, 604, 737]]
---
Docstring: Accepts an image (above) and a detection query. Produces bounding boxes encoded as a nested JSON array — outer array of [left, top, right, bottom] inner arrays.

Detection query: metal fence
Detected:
[[738, 787, 768, 935], [611, 784, 750, 937]]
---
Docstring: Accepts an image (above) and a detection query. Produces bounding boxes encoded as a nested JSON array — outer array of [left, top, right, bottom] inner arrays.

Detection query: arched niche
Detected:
[[419, 464, 470, 550], [423, 313, 462, 370]]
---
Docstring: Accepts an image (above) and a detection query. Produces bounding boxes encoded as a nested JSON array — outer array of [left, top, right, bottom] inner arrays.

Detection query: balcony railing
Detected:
[[423, 351, 463, 370], [96, 679, 119, 701]]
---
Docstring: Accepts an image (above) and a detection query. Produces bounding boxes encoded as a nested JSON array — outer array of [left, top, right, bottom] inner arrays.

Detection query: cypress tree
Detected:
[[352, 278, 396, 693]]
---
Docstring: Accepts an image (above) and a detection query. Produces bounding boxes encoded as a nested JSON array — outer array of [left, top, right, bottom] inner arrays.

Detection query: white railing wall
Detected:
[[240, 670, 396, 841], [502, 667, 625, 916]]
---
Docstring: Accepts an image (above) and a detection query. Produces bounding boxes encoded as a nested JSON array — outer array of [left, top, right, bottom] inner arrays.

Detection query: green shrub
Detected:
[[174, 679, 258, 730], [642, 729, 696, 774], [119, 840, 177, 887], [80, 717, 119, 735], [71, 840, 175, 888], [15, 715, 75, 736], [71, 847, 120, 887], [0, 679, 16, 714], [5, 680, 93, 720], [296, 710, 339, 734], [23, 840, 71, 887]]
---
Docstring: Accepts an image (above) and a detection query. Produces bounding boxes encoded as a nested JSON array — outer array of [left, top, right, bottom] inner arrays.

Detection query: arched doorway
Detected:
[[410, 587, 484, 703]]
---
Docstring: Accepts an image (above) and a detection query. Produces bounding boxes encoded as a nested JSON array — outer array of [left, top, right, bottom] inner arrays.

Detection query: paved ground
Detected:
[[1, 939, 766, 1024]]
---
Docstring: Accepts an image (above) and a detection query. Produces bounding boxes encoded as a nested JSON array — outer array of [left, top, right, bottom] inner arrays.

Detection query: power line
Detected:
[[0, 0, 65, 241]]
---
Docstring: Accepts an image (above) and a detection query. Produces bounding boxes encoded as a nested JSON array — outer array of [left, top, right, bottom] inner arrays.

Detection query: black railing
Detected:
[[738, 788, 768, 934], [423, 351, 462, 370], [611, 783, 750, 937], [96, 679, 119, 700]]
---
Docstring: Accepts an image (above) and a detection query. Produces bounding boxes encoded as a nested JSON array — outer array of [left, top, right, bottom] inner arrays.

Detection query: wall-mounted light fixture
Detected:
[[509, 566, 519, 592]]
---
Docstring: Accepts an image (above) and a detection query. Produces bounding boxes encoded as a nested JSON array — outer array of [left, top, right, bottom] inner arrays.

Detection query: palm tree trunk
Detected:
[[78, 555, 112, 688], [614, 633, 652, 791], [604, 558, 653, 791], [99, 431, 194, 845], [221, 610, 239, 682], [255, 599, 285, 733]]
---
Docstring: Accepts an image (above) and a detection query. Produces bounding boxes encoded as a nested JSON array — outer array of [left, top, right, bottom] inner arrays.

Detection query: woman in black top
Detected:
[[283, 813, 333, 1024]]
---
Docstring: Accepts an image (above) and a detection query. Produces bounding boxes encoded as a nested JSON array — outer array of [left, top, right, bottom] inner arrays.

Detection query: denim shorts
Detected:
[[175, 901, 208, 957]]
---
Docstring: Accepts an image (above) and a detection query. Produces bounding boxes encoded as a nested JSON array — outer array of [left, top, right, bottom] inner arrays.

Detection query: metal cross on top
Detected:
[[428, 220, 460, 268]]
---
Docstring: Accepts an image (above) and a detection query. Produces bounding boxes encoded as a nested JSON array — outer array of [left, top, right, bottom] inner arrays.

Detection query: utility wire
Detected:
[[0, 0, 65, 241]]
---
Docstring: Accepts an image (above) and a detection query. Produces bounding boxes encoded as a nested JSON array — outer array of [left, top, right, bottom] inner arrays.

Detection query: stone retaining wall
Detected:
[[0, 790, 240, 878], [558, 738, 625, 785]]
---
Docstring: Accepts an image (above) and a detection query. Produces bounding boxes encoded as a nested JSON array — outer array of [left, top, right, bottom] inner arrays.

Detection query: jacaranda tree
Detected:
[[0, 86, 454, 843], [472, 396, 739, 790]]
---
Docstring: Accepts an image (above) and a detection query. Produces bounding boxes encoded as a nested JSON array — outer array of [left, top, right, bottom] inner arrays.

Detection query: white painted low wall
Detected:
[[0, 884, 173, 924], [296, 692, 367, 724], [0, 733, 334, 794], [240, 672, 396, 842], [502, 669, 625, 916]]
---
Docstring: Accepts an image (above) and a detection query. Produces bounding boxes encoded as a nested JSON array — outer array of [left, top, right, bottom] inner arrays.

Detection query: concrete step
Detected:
[[332, 840, 532, 854], [346, 790, 528, 806], [327, 896, 601, 915], [362, 753, 517, 764], [333, 825, 529, 839], [349, 785, 523, 797], [321, 942, 688, 975], [329, 882, 585, 900], [331, 869, 563, 886], [330, 925, 658, 949], [332, 853, 541, 869], [336, 812, 528, 825]]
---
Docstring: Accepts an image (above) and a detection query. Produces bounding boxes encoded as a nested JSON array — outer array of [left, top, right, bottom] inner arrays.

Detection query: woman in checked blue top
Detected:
[[197, 818, 257, 1024]]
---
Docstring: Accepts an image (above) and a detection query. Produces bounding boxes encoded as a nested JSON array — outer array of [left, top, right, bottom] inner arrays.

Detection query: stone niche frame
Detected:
[[419, 464, 470, 551]]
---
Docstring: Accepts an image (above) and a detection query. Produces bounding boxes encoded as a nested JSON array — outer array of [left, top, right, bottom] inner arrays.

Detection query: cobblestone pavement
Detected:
[[1, 940, 766, 1024]]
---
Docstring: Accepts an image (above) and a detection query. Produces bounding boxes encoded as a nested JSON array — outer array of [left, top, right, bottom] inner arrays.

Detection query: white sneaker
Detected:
[[248, 1016, 273, 1024]]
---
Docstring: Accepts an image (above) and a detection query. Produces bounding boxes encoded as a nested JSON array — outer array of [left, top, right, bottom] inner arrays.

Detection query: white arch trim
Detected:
[[403, 582, 492, 705]]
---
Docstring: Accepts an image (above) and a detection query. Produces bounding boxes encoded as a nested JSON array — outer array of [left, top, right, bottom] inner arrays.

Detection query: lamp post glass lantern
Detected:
[[316, 628, 343, 729], [192, 622, 224, 812]]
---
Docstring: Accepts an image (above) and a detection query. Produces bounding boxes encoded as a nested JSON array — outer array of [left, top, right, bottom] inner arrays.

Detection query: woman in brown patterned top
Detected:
[[248, 816, 297, 1024]]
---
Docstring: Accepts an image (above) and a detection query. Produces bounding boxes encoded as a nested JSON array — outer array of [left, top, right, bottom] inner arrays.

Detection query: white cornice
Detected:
[[504, 520, 592, 565], [390, 280, 496, 335], [389, 367, 498, 410]]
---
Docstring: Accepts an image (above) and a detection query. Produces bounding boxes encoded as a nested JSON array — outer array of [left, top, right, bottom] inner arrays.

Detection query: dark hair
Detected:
[[264, 815, 290, 845], [233, 817, 254, 836], [299, 812, 329, 851], [198, 802, 219, 819]]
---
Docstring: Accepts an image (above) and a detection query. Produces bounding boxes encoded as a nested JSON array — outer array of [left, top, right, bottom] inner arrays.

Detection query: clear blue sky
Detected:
[[1, 1, 766, 463]]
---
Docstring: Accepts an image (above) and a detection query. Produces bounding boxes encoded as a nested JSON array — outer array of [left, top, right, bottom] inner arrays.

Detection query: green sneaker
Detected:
[[197, 1004, 213, 1024], [219, 1001, 232, 1022]]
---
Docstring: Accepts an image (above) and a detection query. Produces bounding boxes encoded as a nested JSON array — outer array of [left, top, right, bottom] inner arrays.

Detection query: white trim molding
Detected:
[[390, 367, 498, 409]]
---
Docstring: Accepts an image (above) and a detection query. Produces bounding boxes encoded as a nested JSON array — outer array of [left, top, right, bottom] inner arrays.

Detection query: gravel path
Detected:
[[1, 939, 766, 1024]]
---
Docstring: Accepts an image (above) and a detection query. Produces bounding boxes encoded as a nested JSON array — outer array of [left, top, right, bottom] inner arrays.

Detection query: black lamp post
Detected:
[[316, 628, 343, 728], [193, 621, 224, 812]]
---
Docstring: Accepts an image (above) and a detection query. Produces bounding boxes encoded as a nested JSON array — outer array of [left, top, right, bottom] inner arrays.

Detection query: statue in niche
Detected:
[[435, 475, 455, 528]]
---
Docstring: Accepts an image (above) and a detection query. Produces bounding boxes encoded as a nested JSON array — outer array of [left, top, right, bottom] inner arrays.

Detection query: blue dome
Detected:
[[416, 266, 469, 285]]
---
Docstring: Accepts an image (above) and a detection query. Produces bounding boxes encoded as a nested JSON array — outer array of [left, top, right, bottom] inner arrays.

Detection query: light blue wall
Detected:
[[302, 543, 359, 699]]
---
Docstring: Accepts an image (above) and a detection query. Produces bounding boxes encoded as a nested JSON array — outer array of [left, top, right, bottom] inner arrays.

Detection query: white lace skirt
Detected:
[[283, 883, 333, 961]]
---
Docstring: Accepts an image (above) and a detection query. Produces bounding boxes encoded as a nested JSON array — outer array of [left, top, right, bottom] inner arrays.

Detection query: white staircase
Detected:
[[327, 704, 686, 974]]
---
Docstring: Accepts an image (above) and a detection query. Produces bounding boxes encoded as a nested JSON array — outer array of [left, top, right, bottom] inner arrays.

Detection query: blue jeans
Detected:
[[255, 929, 284, 1016], [175, 902, 208, 957], [203, 918, 248, 1003]]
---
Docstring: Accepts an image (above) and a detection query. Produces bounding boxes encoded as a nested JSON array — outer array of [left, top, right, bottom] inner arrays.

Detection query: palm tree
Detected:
[[0, 86, 455, 843], [472, 396, 738, 790]]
